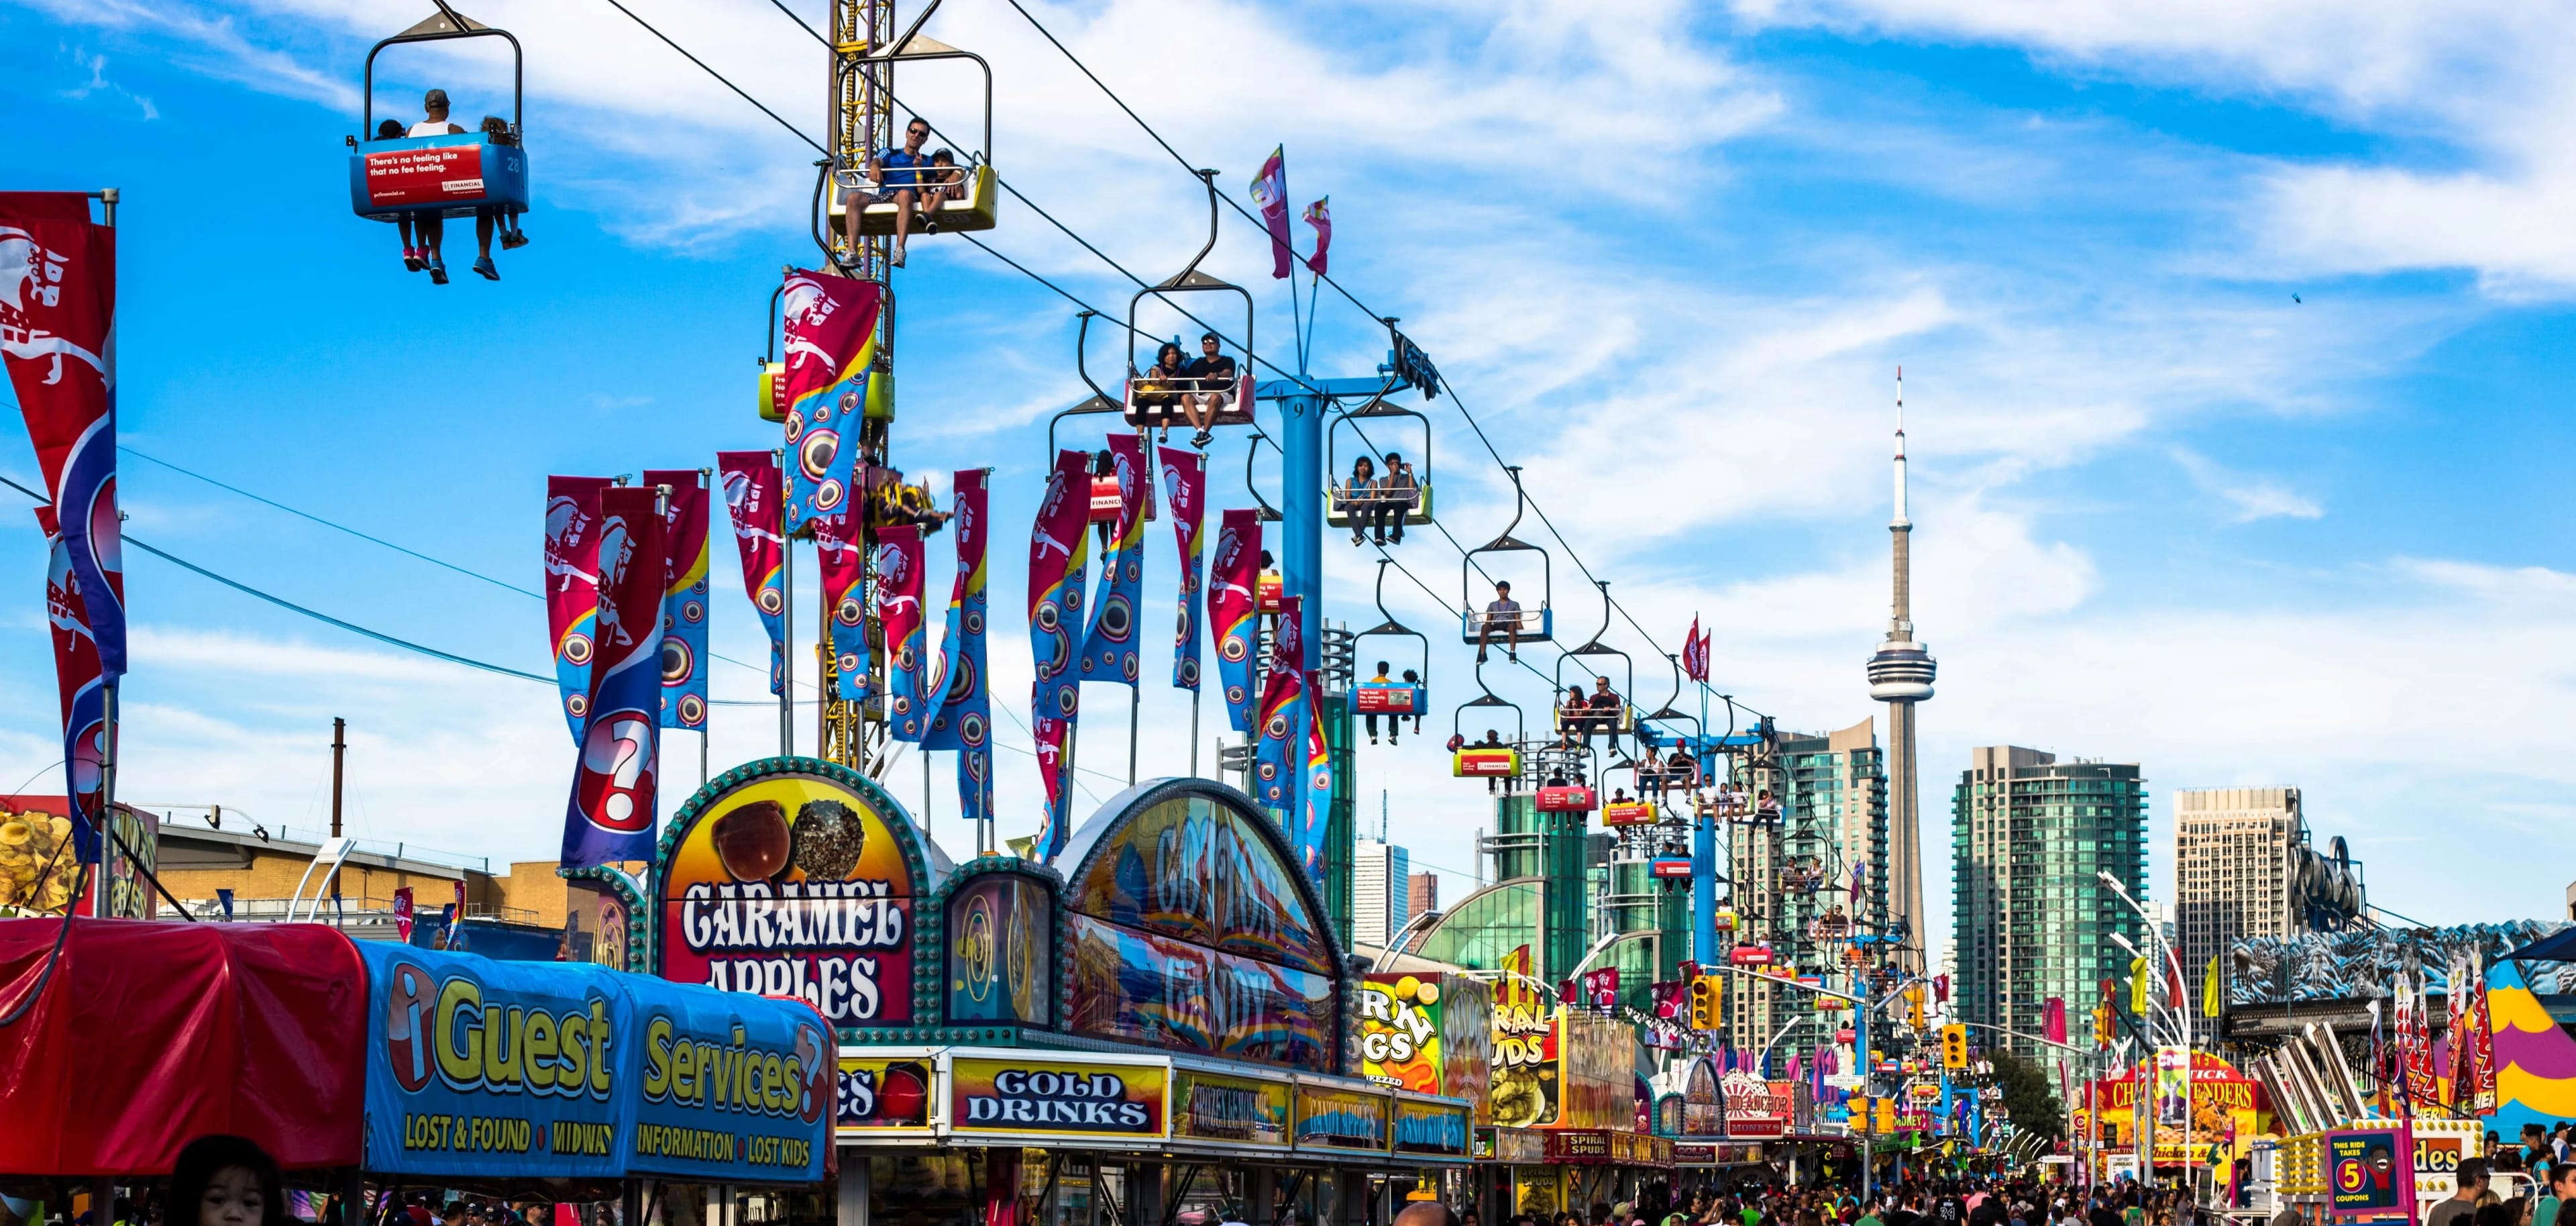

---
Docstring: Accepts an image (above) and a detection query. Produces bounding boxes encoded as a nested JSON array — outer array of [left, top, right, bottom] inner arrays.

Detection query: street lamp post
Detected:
[[2100, 870, 2194, 1201]]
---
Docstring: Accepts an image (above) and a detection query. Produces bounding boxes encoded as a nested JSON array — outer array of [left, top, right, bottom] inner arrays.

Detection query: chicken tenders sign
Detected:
[[655, 760, 928, 1027]]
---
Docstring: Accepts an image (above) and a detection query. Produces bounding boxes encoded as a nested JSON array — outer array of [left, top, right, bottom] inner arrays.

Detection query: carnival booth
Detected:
[[1466, 992, 1670, 1217], [649, 763, 1474, 1226], [0, 914, 833, 1221]]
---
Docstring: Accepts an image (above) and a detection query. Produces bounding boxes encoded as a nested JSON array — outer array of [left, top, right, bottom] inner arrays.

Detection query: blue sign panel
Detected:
[[357, 942, 832, 1184], [626, 973, 833, 1182], [360, 942, 629, 1179]]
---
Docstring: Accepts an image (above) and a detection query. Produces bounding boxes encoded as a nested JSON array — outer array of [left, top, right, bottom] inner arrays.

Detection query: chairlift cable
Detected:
[[594, 0, 830, 156], [1, 472, 808, 707], [112, 449, 800, 686]]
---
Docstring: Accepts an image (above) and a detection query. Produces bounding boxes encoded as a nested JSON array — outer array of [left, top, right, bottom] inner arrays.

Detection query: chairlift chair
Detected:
[[1450, 658, 1523, 779], [1353, 560, 1429, 719], [1326, 390, 1435, 529], [826, 13, 1000, 238], [1124, 171, 1254, 435], [1460, 466, 1554, 645], [347, 5, 529, 229], [1552, 581, 1636, 756]]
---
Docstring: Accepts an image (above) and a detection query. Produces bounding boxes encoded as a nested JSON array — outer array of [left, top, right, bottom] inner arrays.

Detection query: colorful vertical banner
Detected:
[[1208, 509, 1262, 733], [715, 451, 788, 694], [777, 268, 881, 535], [875, 524, 928, 740], [1253, 596, 1307, 817], [1028, 450, 1091, 725], [1682, 617, 1709, 682], [1249, 147, 1295, 280], [561, 487, 666, 870], [1079, 431, 1145, 686], [1, 193, 125, 679], [1032, 716, 1072, 858], [33, 506, 105, 862], [1158, 446, 1206, 691], [1303, 197, 1331, 276], [1028, 451, 1093, 854], [1582, 968, 1619, 1011], [2044, 997, 2068, 1046], [1298, 673, 1330, 883], [391, 886, 415, 943], [643, 469, 710, 731], [922, 470, 992, 824], [815, 512, 870, 701], [544, 476, 613, 741]]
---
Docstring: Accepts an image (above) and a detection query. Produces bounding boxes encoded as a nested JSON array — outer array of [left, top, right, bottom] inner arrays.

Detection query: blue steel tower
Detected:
[[1866, 372, 1935, 972]]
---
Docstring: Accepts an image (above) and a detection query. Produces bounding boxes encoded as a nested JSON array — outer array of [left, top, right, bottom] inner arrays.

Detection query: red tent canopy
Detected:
[[0, 918, 366, 1176]]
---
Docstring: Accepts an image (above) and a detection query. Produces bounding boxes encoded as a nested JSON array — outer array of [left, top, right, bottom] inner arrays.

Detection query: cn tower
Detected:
[[1867, 370, 1935, 973]]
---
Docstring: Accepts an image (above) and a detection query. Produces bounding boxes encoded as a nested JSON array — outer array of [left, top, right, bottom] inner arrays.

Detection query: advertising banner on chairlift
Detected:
[[1158, 446, 1205, 692], [922, 470, 993, 823], [560, 487, 664, 870], [1209, 509, 1262, 733], [1253, 597, 1307, 817], [1079, 431, 1145, 687], [876, 524, 928, 740], [643, 469, 710, 731], [815, 511, 869, 701], [715, 452, 788, 695], [777, 268, 879, 535], [545, 476, 613, 741]]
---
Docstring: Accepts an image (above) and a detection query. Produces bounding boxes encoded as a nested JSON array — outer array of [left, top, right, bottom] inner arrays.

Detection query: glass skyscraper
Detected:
[[1950, 746, 2147, 1061]]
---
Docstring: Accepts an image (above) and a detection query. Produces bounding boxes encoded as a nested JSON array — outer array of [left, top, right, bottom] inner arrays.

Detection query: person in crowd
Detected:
[[2429, 1160, 2491, 1226], [1344, 455, 1379, 546], [853, 116, 937, 267], [405, 89, 467, 283], [1182, 331, 1238, 447], [169, 1135, 282, 1226], [1477, 579, 1521, 663], [2532, 1155, 2574, 1226]]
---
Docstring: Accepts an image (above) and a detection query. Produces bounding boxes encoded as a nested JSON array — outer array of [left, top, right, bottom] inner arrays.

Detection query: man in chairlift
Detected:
[[1180, 331, 1238, 448], [1475, 579, 1521, 664], [851, 117, 949, 269], [1585, 676, 1623, 747], [1373, 450, 1416, 546]]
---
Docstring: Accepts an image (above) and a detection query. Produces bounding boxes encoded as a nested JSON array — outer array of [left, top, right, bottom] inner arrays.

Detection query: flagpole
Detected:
[[777, 450, 794, 758], [1128, 684, 1140, 785], [97, 187, 119, 852], [1189, 689, 1200, 778]]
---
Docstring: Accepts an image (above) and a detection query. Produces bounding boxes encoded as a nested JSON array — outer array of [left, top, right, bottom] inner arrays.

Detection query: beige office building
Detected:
[[2174, 786, 2304, 979]]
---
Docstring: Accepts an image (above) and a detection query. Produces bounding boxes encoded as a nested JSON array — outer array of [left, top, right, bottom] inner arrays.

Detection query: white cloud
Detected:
[[2169, 447, 2322, 523]]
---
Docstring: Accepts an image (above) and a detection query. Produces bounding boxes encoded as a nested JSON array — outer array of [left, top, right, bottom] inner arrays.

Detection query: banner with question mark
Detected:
[[561, 485, 667, 870]]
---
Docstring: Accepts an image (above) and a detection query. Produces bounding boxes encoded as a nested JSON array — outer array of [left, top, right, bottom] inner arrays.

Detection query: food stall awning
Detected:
[[0, 918, 368, 1177]]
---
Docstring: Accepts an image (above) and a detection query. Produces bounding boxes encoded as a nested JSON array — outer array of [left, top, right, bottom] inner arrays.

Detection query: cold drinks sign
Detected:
[[655, 762, 926, 1026]]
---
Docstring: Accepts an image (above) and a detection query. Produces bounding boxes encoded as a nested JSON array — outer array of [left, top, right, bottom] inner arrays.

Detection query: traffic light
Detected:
[[1940, 1023, 1969, 1069], [1907, 985, 1926, 1030], [2092, 1005, 2115, 1048], [1689, 970, 1724, 1029]]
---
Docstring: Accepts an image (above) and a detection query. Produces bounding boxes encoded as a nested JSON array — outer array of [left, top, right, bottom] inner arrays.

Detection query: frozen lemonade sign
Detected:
[[657, 762, 921, 1025]]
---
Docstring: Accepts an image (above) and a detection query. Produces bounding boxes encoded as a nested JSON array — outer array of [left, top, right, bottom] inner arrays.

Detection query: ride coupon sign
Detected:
[[2328, 1126, 2416, 1223], [364, 142, 487, 207]]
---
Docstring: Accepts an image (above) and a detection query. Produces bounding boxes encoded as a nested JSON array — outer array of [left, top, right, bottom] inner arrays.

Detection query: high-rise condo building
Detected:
[[1951, 746, 2148, 1060], [1354, 839, 1410, 947]]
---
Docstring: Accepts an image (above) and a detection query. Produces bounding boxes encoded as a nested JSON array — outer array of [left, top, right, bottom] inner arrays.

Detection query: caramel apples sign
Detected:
[[656, 760, 931, 1027]]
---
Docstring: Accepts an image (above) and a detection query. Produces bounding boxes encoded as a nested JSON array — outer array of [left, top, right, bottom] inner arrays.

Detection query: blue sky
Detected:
[[5, 0, 2572, 944]]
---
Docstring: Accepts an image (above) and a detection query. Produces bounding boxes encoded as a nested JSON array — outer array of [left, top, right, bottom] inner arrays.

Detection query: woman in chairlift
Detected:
[[1372, 450, 1415, 546], [1136, 342, 1189, 433], [1342, 455, 1377, 546]]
